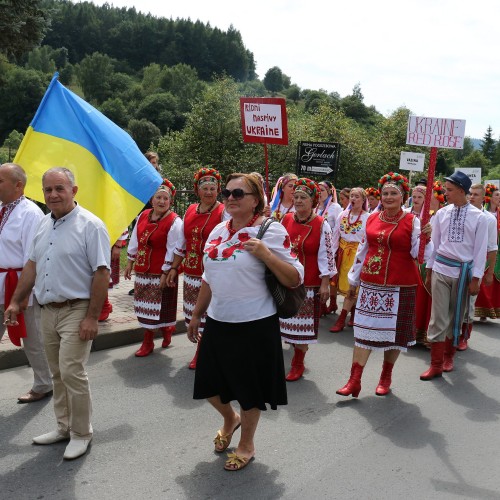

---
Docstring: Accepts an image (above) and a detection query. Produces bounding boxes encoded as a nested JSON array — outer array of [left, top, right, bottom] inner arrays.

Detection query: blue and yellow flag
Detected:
[[14, 73, 162, 243]]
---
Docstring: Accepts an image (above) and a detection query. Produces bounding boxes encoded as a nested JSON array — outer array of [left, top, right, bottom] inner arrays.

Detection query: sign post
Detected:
[[239, 97, 288, 200], [296, 142, 340, 182], [406, 116, 466, 263]]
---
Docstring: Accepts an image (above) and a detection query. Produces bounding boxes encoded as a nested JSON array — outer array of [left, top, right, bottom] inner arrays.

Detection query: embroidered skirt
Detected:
[[194, 314, 287, 411], [354, 282, 416, 352], [109, 256, 120, 288], [280, 287, 320, 344], [475, 277, 500, 319], [134, 273, 178, 329], [183, 274, 207, 333]]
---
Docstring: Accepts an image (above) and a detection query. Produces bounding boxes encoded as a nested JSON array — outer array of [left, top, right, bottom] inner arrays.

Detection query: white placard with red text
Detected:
[[406, 116, 466, 149]]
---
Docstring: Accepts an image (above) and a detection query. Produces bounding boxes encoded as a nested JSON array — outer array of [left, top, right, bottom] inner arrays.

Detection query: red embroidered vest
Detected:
[[183, 203, 225, 276], [135, 210, 178, 275], [282, 213, 323, 287], [360, 212, 420, 286]]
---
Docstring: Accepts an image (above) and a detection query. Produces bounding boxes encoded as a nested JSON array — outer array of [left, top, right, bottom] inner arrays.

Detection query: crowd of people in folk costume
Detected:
[[1, 154, 499, 469]]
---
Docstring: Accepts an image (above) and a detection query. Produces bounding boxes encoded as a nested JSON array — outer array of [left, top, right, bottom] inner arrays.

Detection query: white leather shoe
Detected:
[[33, 430, 70, 445], [63, 439, 91, 460]]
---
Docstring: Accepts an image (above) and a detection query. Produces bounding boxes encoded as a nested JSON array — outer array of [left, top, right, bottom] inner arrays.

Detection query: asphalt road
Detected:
[[1, 317, 500, 500]]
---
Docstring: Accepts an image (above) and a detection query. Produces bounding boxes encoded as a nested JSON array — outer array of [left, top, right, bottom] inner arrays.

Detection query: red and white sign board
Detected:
[[240, 97, 288, 145], [406, 116, 466, 150]]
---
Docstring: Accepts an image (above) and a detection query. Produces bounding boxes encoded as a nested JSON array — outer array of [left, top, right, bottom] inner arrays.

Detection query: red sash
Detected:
[[1, 268, 27, 346]]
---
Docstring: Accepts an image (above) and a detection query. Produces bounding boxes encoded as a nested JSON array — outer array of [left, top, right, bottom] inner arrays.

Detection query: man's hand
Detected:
[[79, 317, 99, 341], [3, 302, 21, 326], [469, 277, 480, 296]]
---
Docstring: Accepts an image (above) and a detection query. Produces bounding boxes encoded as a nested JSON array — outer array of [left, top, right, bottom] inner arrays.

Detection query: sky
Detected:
[[90, 0, 500, 140]]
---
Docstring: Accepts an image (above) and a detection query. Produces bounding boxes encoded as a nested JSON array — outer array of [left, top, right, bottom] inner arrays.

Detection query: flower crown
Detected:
[[365, 187, 380, 199], [378, 171, 410, 202], [484, 183, 498, 204], [294, 178, 320, 207], [432, 181, 446, 205], [193, 167, 221, 194], [157, 178, 176, 198]]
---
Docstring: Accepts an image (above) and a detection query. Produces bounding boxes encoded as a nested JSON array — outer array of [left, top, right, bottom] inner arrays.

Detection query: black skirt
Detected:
[[193, 314, 287, 411]]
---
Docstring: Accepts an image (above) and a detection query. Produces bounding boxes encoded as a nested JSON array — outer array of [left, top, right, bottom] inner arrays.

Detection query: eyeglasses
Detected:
[[221, 188, 253, 200]]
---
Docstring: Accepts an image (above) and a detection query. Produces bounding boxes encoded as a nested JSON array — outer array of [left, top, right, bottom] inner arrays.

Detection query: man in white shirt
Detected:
[[458, 184, 498, 350], [5, 167, 110, 460], [0, 163, 52, 403], [420, 171, 487, 381]]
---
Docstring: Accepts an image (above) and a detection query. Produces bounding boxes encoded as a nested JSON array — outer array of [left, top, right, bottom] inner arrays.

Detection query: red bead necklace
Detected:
[[346, 209, 362, 228], [227, 212, 260, 237]]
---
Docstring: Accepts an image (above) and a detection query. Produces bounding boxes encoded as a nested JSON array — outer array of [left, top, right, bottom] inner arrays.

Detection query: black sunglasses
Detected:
[[221, 188, 253, 200]]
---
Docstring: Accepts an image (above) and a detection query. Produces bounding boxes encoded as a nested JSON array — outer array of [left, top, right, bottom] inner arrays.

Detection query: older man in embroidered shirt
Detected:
[[0, 163, 53, 403], [5, 167, 110, 460], [420, 171, 487, 381]]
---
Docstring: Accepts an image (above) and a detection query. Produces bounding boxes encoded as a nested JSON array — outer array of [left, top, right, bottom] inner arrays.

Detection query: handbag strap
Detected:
[[256, 217, 275, 240]]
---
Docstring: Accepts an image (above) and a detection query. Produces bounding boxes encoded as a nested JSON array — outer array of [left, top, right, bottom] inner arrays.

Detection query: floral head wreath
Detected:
[[156, 178, 176, 199], [294, 178, 320, 208], [318, 180, 338, 204], [193, 167, 221, 195], [484, 183, 498, 206], [432, 181, 446, 206], [365, 187, 380, 200], [378, 171, 410, 202]]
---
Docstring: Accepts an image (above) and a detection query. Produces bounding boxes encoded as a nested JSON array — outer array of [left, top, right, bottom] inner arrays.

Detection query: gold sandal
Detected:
[[213, 423, 241, 453], [224, 452, 255, 471]]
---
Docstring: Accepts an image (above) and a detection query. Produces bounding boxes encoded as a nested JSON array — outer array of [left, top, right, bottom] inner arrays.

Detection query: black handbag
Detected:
[[256, 218, 306, 318]]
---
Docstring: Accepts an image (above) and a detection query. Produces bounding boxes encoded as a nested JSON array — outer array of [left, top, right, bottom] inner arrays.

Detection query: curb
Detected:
[[0, 319, 187, 372]]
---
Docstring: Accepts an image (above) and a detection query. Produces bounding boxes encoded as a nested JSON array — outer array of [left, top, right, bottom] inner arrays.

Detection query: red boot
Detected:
[[98, 295, 113, 322], [285, 348, 306, 381], [325, 295, 338, 314], [189, 340, 201, 370], [420, 341, 445, 380], [330, 309, 348, 332], [161, 326, 174, 348], [443, 336, 456, 372], [457, 323, 471, 351], [135, 331, 155, 357], [347, 306, 356, 327], [375, 361, 394, 396], [337, 362, 364, 397]]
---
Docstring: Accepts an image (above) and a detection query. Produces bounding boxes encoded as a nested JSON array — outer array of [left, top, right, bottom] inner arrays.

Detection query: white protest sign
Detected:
[[455, 167, 481, 183], [400, 151, 425, 172], [407, 116, 466, 149]]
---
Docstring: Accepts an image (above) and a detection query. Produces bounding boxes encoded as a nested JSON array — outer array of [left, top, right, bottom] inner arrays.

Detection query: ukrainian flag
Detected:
[[14, 73, 162, 243]]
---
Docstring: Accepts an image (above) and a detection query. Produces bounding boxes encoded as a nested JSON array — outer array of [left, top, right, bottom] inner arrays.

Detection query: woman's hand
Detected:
[[243, 238, 273, 261], [421, 222, 432, 239], [319, 276, 330, 303], [160, 269, 177, 289], [187, 316, 202, 343], [124, 261, 133, 280]]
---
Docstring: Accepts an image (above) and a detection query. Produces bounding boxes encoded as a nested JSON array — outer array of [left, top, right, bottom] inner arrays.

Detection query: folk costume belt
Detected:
[[435, 254, 472, 346]]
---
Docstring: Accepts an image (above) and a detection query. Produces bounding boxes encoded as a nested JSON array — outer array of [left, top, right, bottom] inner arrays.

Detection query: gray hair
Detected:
[[42, 167, 76, 186], [0, 163, 27, 187]]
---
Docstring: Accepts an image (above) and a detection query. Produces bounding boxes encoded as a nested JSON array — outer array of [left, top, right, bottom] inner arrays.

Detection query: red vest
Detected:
[[183, 203, 225, 276], [134, 210, 178, 274], [360, 212, 420, 286], [282, 213, 323, 287]]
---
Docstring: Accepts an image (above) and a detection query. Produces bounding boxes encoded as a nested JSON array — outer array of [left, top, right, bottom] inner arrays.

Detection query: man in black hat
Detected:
[[420, 171, 488, 381]]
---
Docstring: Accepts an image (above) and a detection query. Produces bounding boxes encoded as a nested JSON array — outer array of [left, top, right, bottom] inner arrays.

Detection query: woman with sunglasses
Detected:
[[124, 179, 182, 356], [187, 173, 303, 471], [163, 167, 226, 369], [280, 178, 337, 381]]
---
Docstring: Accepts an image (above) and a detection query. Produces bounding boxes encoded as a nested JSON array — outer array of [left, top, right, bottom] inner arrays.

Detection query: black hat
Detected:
[[416, 178, 427, 186], [444, 171, 472, 194]]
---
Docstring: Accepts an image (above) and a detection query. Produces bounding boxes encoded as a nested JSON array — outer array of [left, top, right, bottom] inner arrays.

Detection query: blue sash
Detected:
[[436, 254, 472, 346]]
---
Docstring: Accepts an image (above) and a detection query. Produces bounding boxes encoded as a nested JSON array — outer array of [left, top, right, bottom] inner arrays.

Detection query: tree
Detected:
[[0, 0, 49, 61], [127, 118, 161, 153], [285, 84, 301, 103], [76, 52, 116, 104], [99, 98, 129, 128], [25, 45, 56, 73], [2, 130, 24, 161], [459, 150, 490, 171], [481, 126, 496, 162], [136, 92, 179, 133], [263, 66, 284, 95]]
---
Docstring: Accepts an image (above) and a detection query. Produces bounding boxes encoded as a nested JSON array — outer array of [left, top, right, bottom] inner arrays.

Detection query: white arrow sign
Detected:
[[302, 166, 333, 174]]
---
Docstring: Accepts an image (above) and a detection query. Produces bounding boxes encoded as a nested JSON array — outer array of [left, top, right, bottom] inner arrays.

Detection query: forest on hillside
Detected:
[[1, 0, 500, 187]]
